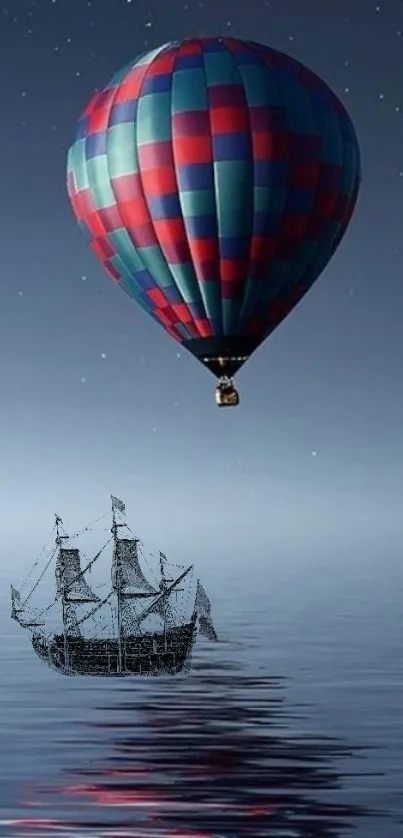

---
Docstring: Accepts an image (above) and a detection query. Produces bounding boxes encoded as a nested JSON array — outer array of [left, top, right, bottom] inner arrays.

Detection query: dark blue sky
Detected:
[[1, 0, 403, 582]]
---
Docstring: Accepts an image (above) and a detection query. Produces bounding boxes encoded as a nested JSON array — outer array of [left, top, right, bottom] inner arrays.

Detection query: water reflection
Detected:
[[8, 662, 376, 837]]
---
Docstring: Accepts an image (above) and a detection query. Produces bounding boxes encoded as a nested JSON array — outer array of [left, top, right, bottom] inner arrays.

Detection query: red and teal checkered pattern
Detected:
[[67, 37, 360, 365]]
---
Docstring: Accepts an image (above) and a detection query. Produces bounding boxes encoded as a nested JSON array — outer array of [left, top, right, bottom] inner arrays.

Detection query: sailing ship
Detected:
[[11, 496, 217, 676]]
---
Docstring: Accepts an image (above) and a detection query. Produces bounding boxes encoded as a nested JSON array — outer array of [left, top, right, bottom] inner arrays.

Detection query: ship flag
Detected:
[[111, 495, 125, 515]]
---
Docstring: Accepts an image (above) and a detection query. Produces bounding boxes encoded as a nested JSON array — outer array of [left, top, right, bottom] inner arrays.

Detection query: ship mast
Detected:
[[111, 498, 126, 674], [159, 552, 168, 650], [55, 514, 70, 671]]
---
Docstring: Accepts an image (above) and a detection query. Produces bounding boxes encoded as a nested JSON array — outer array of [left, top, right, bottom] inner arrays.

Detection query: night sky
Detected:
[[1, 0, 403, 585]]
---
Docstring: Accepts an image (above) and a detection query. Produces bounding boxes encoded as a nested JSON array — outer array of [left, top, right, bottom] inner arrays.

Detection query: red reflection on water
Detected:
[[4, 818, 213, 838], [4, 819, 64, 831], [60, 778, 276, 816], [62, 782, 159, 807]]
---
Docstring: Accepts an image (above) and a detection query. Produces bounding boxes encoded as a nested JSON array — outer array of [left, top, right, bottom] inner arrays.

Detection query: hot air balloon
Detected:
[[67, 37, 360, 407]]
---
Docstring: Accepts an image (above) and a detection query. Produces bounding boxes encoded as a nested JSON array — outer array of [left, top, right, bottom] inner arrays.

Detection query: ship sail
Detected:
[[11, 585, 21, 621], [10, 585, 45, 629], [56, 548, 100, 603], [195, 581, 217, 641], [136, 564, 193, 626], [112, 539, 158, 598], [118, 600, 149, 635], [145, 596, 166, 620], [64, 601, 83, 637]]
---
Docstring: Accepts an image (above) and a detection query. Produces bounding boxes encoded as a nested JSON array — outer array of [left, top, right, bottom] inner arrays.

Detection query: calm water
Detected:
[[1, 557, 403, 837]]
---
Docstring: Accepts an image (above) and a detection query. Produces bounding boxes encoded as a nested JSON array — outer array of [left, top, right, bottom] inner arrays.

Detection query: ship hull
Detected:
[[31, 621, 196, 676]]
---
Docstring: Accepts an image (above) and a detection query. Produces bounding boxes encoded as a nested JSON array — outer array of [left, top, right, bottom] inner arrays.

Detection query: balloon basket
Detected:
[[215, 378, 240, 407]]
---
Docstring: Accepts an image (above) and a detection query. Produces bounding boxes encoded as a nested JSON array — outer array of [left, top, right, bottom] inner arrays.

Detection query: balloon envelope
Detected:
[[67, 37, 361, 380]]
